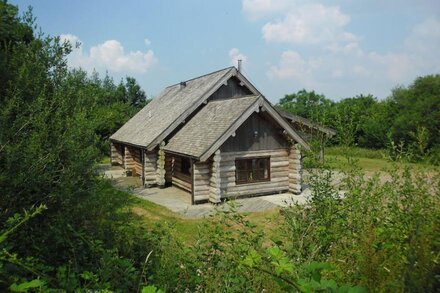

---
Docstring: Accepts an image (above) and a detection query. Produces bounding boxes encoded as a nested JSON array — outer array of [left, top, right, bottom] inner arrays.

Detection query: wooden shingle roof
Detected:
[[165, 95, 310, 161], [164, 95, 261, 159], [110, 67, 237, 149]]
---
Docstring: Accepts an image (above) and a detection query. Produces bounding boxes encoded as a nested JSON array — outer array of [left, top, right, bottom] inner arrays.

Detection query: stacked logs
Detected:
[[288, 146, 302, 194], [193, 161, 211, 203], [144, 150, 157, 187]]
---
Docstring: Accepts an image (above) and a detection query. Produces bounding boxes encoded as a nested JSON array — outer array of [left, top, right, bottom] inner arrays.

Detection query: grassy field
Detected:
[[324, 146, 437, 173], [128, 195, 283, 243]]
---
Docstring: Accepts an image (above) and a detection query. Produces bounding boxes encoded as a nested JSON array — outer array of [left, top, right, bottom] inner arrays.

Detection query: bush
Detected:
[[149, 203, 279, 292], [281, 164, 440, 291]]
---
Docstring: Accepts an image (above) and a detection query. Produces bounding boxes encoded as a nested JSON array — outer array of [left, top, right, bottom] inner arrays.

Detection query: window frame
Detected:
[[235, 156, 271, 185]]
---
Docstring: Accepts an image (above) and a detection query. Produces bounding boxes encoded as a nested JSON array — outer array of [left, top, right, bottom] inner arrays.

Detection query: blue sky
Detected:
[[11, 0, 440, 102]]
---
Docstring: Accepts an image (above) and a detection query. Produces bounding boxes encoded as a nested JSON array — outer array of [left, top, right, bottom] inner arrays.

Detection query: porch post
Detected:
[[156, 141, 166, 188], [209, 150, 222, 204], [288, 145, 302, 194]]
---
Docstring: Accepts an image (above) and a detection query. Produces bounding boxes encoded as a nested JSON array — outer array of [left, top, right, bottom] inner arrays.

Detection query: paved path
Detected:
[[99, 164, 311, 219]]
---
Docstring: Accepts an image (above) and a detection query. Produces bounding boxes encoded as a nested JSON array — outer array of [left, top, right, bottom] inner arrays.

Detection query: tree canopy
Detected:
[[277, 78, 440, 163]]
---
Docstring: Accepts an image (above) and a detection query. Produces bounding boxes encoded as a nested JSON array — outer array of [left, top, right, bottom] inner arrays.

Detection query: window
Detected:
[[235, 157, 270, 184], [181, 157, 191, 176]]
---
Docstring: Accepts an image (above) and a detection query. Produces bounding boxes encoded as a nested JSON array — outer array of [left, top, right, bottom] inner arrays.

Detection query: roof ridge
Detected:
[[165, 66, 235, 88]]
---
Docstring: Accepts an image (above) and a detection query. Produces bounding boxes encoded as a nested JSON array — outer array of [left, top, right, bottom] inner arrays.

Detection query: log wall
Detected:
[[144, 150, 157, 186], [124, 146, 134, 172], [288, 146, 302, 194], [210, 149, 294, 200], [129, 147, 142, 176], [209, 150, 222, 203], [193, 161, 211, 203], [110, 142, 123, 166]]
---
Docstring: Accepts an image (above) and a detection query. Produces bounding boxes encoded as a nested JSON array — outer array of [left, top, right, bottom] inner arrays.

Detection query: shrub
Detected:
[[280, 163, 440, 291]]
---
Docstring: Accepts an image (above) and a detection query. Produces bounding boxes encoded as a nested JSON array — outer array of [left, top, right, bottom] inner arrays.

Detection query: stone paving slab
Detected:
[[100, 164, 311, 219]]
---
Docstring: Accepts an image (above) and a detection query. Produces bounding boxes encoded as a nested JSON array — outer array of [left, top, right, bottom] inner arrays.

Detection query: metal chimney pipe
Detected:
[[237, 59, 242, 72]]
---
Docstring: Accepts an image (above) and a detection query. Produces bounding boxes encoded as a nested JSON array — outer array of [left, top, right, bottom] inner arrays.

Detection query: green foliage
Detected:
[[280, 164, 440, 291], [9, 279, 45, 292], [142, 285, 165, 293], [278, 81, 439, 164], [326, 146, 385, 160], [331, 95, 377, 147], [149, 202, 278, 292], [390, 75, 440, 148], [2, 2, 439, 292], [0, 2, 157, 291], [278, 89, 334, 125]]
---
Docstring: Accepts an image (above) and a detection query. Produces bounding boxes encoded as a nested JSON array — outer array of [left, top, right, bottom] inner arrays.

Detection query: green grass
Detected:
[[128, 195, 203, 243], [326, 146, 386, 159], [324, 146, 436, 173], [100, 156, 111, 164], [126, 193, 283, 244]]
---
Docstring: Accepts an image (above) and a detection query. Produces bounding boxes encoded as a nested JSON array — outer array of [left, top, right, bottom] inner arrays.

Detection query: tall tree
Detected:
[[277, 89, 334, 163], [390, 75, 440, 149], [331, 94, 377, 147], [125, 76, 148, 108], [278, 89, 333, 124]]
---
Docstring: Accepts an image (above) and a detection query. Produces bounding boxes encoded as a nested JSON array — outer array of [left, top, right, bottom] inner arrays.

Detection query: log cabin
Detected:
[[110, 66, 325, 204]]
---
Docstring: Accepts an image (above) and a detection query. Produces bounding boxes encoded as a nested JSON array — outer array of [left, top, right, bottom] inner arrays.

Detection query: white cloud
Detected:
[[241, 0, 440, 99], [229, 48, 248, 68], [262, 3, 352, 45], [403, 17, 440, 73], [144, 38, 151, 46], [365, 17, 440, 83], [266, 16, 440, 99], [242, 0, 293, 19], [368, 52, 412, 82], [60, 34, 158, 74], [60, 34, 81, 47], [267, 50, 306, 79], [325, 39, 363, 56]]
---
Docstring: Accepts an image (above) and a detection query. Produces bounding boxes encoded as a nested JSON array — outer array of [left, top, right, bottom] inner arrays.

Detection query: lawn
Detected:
[[324, 146, 437, 173], [128, 195, 284, 243], [129, 196, 203, 242]]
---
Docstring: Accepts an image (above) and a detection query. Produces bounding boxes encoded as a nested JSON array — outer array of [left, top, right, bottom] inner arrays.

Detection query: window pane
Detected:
[[254, 169, 264, 180], [237, 171, 248, 182], [236, 160, 246, 170], [257, 159, 266, 169], [235, 157, 270, 184]]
